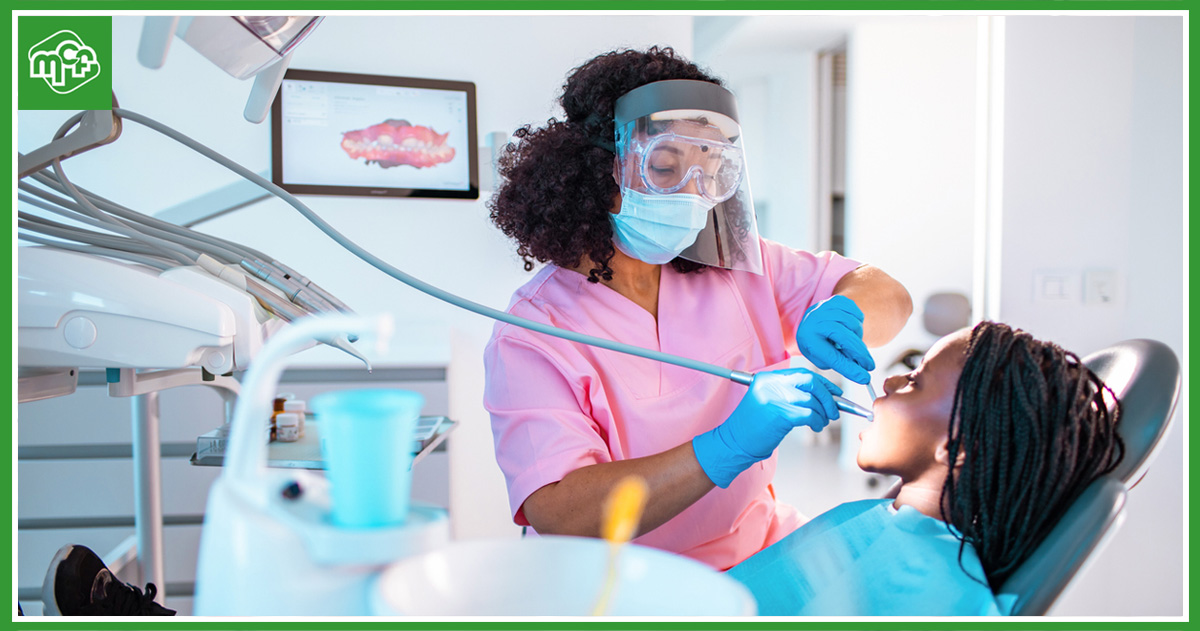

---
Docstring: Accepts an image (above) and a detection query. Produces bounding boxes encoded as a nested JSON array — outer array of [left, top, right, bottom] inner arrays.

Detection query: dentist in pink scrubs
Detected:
[[484, 48, 912, 571]]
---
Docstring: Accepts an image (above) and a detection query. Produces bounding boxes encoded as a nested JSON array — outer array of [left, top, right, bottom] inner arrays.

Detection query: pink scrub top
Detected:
[[483, 238, 862, 570]]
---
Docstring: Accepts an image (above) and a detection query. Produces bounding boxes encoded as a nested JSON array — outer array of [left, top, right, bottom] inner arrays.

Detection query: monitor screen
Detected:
[[272, 69, 478, 199]]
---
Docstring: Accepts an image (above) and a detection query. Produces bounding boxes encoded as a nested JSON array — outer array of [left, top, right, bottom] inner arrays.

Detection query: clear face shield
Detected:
[[614, 80, 763, 274]]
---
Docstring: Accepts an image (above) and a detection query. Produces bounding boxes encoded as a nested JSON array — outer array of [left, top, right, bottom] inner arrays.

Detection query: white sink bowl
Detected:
[[371, 535, 756, 617]]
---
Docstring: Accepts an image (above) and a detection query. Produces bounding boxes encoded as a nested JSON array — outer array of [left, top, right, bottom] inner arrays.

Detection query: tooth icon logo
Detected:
[[28, 30, 102, 95]]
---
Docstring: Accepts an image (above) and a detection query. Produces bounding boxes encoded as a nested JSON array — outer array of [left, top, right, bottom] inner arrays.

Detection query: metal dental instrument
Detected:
[[833, 395, 874, 421]]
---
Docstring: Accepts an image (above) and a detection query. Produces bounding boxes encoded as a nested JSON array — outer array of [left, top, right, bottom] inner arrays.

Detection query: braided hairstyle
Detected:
[[488, 47, 721, 283], [941, 321, 1124, 590]]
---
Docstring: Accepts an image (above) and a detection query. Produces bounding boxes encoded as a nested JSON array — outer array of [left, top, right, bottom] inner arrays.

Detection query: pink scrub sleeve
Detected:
[[758, 239, 864, 354], [484, 334, 610, 526]]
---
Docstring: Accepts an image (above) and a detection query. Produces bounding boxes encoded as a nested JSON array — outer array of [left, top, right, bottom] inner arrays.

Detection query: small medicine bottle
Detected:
[[283, 400, 307, 438], [270, 393, 296, 442], [275, 412, 301, 442]]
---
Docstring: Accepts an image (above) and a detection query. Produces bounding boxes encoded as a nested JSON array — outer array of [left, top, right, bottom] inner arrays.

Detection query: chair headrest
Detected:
[[1082, 339, 1181, 484]]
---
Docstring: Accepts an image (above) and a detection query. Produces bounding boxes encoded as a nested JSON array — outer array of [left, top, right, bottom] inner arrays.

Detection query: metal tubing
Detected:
[[131, 391, 167, 604]]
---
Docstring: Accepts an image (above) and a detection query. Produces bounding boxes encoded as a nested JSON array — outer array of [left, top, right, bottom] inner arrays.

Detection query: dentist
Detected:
[[484, 47, 912, 570]]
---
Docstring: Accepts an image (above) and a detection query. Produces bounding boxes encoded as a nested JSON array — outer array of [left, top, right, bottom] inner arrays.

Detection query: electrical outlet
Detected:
[[1084, 270, 1118, 306]]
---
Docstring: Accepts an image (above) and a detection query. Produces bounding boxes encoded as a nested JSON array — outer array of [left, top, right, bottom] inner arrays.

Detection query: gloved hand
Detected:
[[693, 368, 842, 488], [795, 295, 876, 385]]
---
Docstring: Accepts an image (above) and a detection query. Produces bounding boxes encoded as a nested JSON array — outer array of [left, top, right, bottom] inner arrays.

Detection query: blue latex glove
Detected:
[[795, 295, 876, 385], [693, 368, 842, 488]]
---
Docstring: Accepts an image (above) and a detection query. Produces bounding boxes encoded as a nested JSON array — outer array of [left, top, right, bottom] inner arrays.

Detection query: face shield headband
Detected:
[[612, 80, 763, 275]]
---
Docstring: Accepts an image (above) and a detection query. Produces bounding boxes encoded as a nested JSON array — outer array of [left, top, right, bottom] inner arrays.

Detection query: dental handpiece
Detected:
[[731, 371, 874, 420], [834, 396, 874, 420]]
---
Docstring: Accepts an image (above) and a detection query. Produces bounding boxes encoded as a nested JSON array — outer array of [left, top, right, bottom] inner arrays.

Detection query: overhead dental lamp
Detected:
[[137, 16, 324, 123]]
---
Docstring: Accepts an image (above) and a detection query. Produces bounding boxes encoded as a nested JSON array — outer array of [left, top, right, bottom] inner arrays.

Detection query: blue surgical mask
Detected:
[[611, 189, 716, 265]]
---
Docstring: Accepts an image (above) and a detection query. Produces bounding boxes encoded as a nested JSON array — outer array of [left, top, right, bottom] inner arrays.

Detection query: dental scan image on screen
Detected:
[[278, 78, 472, 193]]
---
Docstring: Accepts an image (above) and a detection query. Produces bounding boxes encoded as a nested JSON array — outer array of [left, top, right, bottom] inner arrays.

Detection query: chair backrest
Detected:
[[995, 477, 1127, 615], [1081, 339, 1181, 485], [996, 339, 1179, 614]]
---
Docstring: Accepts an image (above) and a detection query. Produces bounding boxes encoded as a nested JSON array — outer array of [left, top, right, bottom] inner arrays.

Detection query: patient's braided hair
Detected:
[[941, 321, 1124, 590]]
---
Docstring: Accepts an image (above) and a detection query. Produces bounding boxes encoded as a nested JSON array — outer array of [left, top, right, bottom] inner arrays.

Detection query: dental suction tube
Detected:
[[111, 108, 756, 386]]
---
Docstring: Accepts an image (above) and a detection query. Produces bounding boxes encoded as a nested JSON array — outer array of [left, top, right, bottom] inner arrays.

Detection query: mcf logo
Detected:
[[28, 30, 102, 94]]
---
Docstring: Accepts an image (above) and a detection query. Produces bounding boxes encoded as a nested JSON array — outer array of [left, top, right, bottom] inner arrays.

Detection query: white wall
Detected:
[[997, 16, 1185, 616], [842, 17, 980, 459], [696, 50, 818, 250], [695, 15, 981, 375], [832, 14, 1185, 616], [17, 15, 695, 541]]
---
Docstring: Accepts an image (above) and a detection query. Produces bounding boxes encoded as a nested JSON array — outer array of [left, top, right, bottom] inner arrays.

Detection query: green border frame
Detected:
[[2, 1, 1197, 9], [8, 1, 1193, 630]]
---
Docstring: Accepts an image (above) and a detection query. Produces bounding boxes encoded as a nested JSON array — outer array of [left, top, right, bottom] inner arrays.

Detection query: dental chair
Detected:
[[878, 337, 1181, 614], [1081, 339, 1182, 487], [993, 338, 1181, 615]]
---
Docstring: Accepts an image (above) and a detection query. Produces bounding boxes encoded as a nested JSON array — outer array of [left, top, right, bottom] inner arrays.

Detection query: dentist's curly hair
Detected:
[[488, 46, 720, 283], [942, 321, 1124, 590]]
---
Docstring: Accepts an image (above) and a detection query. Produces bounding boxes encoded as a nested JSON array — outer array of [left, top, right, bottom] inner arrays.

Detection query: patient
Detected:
[[727, 321, 1124, 616]]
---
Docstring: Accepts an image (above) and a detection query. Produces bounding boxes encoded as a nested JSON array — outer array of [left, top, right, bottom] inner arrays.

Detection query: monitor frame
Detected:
[[271, 68, 479, 200]]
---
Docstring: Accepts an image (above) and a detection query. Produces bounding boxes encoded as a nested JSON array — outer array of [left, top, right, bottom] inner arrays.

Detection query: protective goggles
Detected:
[[630, 132, 744, 202]]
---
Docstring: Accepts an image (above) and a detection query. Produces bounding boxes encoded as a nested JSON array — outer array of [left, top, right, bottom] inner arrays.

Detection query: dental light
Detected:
[[137, 16, 324, 123]]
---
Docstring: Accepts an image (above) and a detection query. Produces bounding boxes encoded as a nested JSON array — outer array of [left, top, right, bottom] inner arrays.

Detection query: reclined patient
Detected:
[[727, 321, 1124, 616]]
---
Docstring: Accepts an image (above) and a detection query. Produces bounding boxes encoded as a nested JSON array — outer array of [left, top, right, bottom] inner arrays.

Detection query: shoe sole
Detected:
[[40, 544, 75, 616]]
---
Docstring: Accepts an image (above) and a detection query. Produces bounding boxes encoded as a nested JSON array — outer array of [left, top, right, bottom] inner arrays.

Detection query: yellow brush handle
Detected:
[[591, 476, 649, 616], [602, 476, 649, 543]]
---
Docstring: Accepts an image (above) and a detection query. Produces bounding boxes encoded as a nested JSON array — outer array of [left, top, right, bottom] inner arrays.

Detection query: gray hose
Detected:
[[113, 107, 750, 385], [18, 232, 174, 270], [28, 167, 339, 316]]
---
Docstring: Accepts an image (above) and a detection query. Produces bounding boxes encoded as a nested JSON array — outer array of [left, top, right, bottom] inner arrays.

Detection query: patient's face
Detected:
[[856, 328, 970, 479]]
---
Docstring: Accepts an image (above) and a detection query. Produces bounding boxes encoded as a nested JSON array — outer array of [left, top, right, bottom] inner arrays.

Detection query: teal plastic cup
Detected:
[[311, 388, 424, 528]]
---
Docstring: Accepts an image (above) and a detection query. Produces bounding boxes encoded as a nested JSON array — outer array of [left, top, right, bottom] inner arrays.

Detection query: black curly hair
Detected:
[[488, 47, 723, 283], [942, 321, 1124, 590]]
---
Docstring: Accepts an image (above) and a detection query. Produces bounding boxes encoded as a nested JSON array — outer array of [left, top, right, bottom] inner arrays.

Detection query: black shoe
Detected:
[[42, 545, 176, 616]]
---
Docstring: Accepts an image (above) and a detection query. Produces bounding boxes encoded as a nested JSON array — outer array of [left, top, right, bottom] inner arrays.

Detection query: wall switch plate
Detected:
[[1033, 271, 1079, 303]]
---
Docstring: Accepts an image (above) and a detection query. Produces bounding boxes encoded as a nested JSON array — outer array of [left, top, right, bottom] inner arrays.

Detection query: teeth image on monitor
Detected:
[[340, 119, 456, 169], [273, 69, 478, 199]]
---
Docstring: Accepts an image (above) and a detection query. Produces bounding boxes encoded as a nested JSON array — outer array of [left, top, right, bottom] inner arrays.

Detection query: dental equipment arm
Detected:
[[19, 113, 360, 347], [17, 231, 174, 270], [17, 109, 121, 178], [21, 105, 347, 320], [26, 169, 347, 313], [23, 170, 350, 322]]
